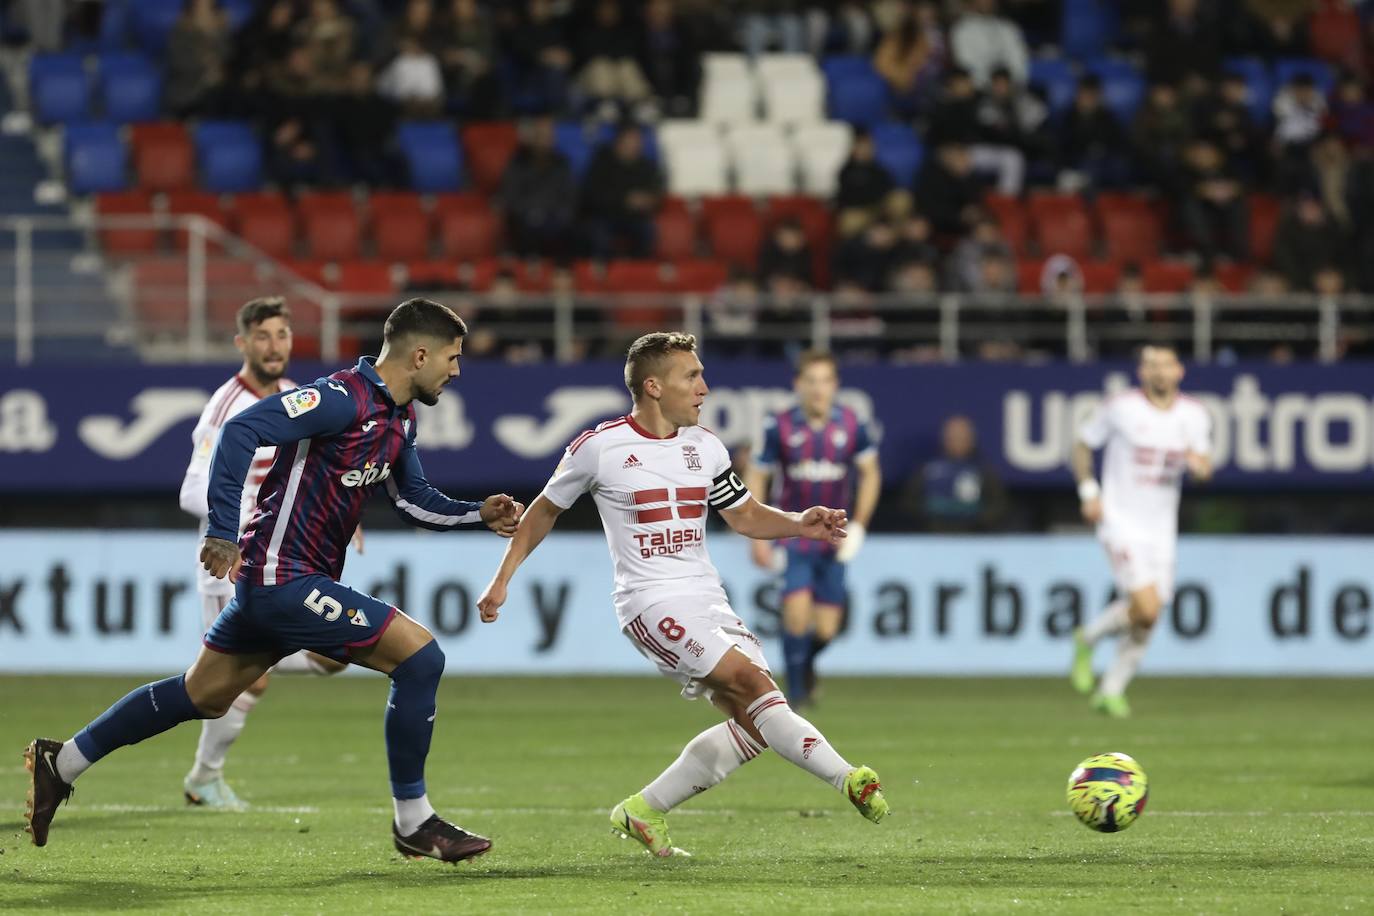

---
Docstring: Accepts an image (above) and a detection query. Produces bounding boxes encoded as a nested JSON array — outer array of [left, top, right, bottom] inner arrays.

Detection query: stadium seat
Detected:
[[658, 121, 728, 196], [65, 123, 128, 193], [98, 52, 161, 123], [371, 192, 430, 261], [1062, 0, 1118, 61], [406, 260, 461, 289], [1223, 58, 1273, 124], [654, 197, 697, 260], [984, 194, 1029, 255], [461, 122, 520, 194], [792, 121, 853, 196], [331, 261, 397, 294], [726, 124, 797, 195], [1084, 59, 1145, 123], [555, 121, 595, 177], [300, 195, 362, 261], [1142, 259, 1195, 292], [605, 260, 668, 293], [1028, 58, 1077, 115], [1310, 7, 1364, 72], [1249, 193, 1280, 263], [669, 259, 728, 293], [95, 190, 157, 255], [1028, 194, 1091, 259], [165, 189, 229, 250], [130, 0, 181, 53], [130, 122, 193, 191], [699, 63, 758, 126], [30, 53, 89, 125], [1096, 193, 1161, 263], [205, 259, 265, 328], [871, 123, 923, 187], [702, 195, 762, 268], [1273, 58, 1335, 96], [133, 257, 192, 329], [437, 198, 499, 259], [826, 71, 889, 127], [231, 192, 295, 259], [766, 195, 833, 286], [759, 58, 825, 125], [1080, 260, 1121, 294], [194, 121, 261, 192], [820, 56, 874, 85], [397, 122, 465, 192], [1216, 261, 1255, 293]]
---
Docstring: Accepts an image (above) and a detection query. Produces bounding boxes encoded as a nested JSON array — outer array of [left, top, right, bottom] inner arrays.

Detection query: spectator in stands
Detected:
[[809, 1, 877, 56], [575, 0, 653, 120], [231, 0, 297, 110], [376, 0, 439, 63], [874, 3, 940, 117], [948, 212, 1012, 292], [894, 212, 939, 267], [266, 110, 329, 188], [436, 0, 500, 116], [835, 129, 912, 237], [166, 0, 232, 117], [641, 0, 702, 118], [1096, 261, 1148, 358], [1133, 82, 1192, 188], [298, 0, 357, 94], [1274, 193, 1349, 292], [328, 61, 399, 186], [506, 0, 574, 113], [1308, 131, 1352, 230], [914, 142, 982, 237], [900, 414, 1006, 532], [757, 274, 813, 359], [1273, 73, 1327, 183], [1194, 73, 1262, 184], [1331, 74, 1374, 149], [1057, 74, 1129, 190], [468, 270, 545, 363], [707, 269, 761, 357], [737, 0, 808, 56], [833, 219, 898, 292], [758, 217, 815, 288], [891, 259, 938, 294], [499, 116, 577, 259], [1142, 0, 1221, 85], [926, 66, 980, 148], [950, 0, 1029, 87], [377, 34, 446, 117], [1239, 2, 1309, 59], [579, 125, 663, 258], [971, 65, 1041, 196], [1176, 137, 1249, 261]]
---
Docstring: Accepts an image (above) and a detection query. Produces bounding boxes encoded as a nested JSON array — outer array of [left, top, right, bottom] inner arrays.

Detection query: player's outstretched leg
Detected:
[[352, 614, 490, 865], [1091, 587, 1160, 717], [184, 676, 266, 811], [611, 720, 762, 857], [1072, 598, 1129, 695]]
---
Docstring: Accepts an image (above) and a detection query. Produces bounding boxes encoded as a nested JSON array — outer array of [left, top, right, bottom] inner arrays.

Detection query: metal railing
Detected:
[[2, 213, 1371, 364]]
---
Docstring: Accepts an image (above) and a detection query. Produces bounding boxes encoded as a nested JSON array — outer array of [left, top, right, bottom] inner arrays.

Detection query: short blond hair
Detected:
[[624, 331, 697, 401]]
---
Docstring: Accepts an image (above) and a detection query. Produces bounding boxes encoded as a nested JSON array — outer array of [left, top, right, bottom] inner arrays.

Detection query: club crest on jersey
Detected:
[[340, 460, 391, 488], [831, 429, 848, 448], [623, 453, 642, 469], [681, 444, 702, 471], [281, 388, 321, 418]]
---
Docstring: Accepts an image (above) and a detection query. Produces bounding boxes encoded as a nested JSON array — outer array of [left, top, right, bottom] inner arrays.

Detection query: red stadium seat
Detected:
[[284, 259, 329, 287], [405, 259, 461, 289], [1029, 193, 1092, 259], [130, 123, 193, 192], [205, 259, 263, 329], [374, 209, 431, 261], [165, 189, 229, 250], [605, 260, 668, 292], [302, 209, 361, 261], [368, 190, 424, 217], [1249, 193, 1280, 264], [984, 193, 1028, 255], [433, 192, 489, 215], [573, 260, 608, 293], [1096, 194, 1161, 264], [1081, 260, 1121, 294], [1216, 261, 1255, 293], [766, 195, 833, 286], [438, 206, 499, 260], [95, 190, 157, 255], [133, 257, 190, 327], [1142, 259, 1195, 292], [513, 259, 555, 292], [1311, 8, 1364, 72], [461, 122, 520, 194], [670, 259, 727, 293], [701, 195, 762, 269], [332, 260, 397, 293], [654, 197, 697, 260], [231, 192, 295, 259]]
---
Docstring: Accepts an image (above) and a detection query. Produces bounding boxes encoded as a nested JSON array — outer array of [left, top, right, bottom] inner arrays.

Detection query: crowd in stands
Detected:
[[8, 0, 1374, 362]]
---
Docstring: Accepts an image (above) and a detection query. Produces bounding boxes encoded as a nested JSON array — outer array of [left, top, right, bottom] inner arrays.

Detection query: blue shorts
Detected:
[[780, 549, 847, 607], [204, 575, 398, 663]]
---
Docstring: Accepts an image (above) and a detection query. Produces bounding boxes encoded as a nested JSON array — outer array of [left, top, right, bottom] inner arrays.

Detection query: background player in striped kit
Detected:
[[177, 297, 355, 810], [746, 351, 881, 707]]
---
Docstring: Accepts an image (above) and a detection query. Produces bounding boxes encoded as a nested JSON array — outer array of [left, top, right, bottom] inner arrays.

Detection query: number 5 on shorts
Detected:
[[305, 587, 343, 622]]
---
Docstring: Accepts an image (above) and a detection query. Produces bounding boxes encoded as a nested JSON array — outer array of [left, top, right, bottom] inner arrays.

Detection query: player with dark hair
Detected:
[[478, 332, 887, 858], [25, 298, 524, 863], [745, 351, 881, 707]]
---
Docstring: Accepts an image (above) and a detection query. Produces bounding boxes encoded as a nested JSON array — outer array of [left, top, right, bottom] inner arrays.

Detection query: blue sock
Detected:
[[781, 632, 813, 704], [385, 640, 445, 799], [73, 674, 206, 764]]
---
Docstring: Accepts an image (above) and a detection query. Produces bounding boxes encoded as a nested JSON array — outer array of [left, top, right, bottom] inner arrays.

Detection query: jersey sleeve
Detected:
[[539, 435, 599, 509], [755, 413, 781, 470], [384, 416, 485, 530], [705, 433, 751, 512], [854, 413, 881, 458], [205, 381, 355, 542], [1077, 397, 1114, 449], [178, 395, 221, 520]]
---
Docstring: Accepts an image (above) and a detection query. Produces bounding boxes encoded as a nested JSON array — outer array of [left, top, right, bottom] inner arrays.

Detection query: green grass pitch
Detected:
[[2, 675, 1371, 913]]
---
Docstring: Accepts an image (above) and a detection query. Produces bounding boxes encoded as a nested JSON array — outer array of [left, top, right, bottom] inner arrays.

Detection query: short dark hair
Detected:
[[624, 331, 697, 401], [795, 349, 838, 378], [236, 296, 290, 335], [383, 297, 468, 345], [1136, 342, 1180, 363]]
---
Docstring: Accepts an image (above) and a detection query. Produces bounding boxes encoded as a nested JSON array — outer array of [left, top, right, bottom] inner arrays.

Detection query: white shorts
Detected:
[[201, 592, 232, 630], [1100, 533, 1176, 603], [622, 597, 772, 701]]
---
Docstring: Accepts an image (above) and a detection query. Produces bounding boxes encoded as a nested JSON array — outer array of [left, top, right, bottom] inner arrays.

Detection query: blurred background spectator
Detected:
[[900, 414, 1006, 532]]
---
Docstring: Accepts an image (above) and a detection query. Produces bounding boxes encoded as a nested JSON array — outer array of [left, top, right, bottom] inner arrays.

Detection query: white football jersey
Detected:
[[540, 415, 751, 628], [1078, 389, 1212, 542], [179, 373, 293, 595]]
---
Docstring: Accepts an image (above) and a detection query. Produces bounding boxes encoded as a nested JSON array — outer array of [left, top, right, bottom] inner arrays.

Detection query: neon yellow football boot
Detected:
[[1071, 628, 1096, 695], [1091, 692, 1131, 718], [845, 766, 889, 823], [610, 793, 690, 858]]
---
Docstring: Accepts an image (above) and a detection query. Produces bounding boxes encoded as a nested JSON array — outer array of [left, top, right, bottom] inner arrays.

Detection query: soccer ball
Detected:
[[1066, 752, 1149, 833]]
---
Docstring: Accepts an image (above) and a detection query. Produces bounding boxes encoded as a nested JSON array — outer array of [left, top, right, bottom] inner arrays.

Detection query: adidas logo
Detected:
[[623, 453, 642, 469], [802, 737, 823, 760]]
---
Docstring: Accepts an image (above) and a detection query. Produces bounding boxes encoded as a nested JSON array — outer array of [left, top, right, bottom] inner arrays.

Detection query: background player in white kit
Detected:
[[1070, 344, 1212, 718], [177, 298, 350, 808], [477, 332, 888, 857]]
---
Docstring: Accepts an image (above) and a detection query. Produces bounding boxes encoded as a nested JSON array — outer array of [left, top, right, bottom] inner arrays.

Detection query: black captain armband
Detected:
[[709, 469, 750, 510]]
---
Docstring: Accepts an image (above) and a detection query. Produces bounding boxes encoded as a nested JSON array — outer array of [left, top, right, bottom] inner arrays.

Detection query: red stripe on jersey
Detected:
[[677, 487, 706, 500], [204, 380, 241, 430], [676, 505, 704, 519], [635, 507, 673, 523], [633, 488, 670, 504], [212, 374, 255, 427], [568, 418, 628, 456]]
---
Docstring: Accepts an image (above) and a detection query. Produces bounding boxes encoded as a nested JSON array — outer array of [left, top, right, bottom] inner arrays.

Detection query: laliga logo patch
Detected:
[[281, 388, 321, 418], [682, 444, 702, 471]]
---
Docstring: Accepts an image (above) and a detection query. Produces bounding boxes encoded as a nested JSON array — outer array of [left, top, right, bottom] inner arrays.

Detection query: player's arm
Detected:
[[1185, 407, 1214, 483], [385, 435, 522, 535], [201, 382, 355, 578], [1073, 400, 1112, 525], [743, 463, 775, 568], [715, 467, 847, 544], [178, 398, 221, 519], [477, 494, 565, 623]]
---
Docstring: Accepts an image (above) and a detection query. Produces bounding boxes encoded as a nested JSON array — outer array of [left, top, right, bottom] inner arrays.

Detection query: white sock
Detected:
[[393, 794, 437, 835], [55, 740, 92, 783], [1099, 624, 1152, 696], [189, 692, 258, 783], [641, 720, 763, 812], [1082, 599, 1130, 645], [746, 690, 852, 791]]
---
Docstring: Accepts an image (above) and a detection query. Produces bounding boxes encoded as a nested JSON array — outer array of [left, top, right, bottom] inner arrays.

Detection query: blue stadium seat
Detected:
[[1029, 58, 1077, 116], [397, 122, 465, 191], [131, 0, 182, 54], [1062, 0, 1118, 61], [220, 0, 256, 30], [99, 53, 162, 123], [827, 73, 889, 128], [555, 122, 594, 177], [29, 53, 89, 125], [1224, 58, 1273, 123], [871, 123, 923, 186], [194, 120, 261, 192], [1273, 58, 1335, 96], [99, 0, 133, 50], [65, 123, 128, 193], [821, 55, 874, 86], [1084, 59, 1145, 123]]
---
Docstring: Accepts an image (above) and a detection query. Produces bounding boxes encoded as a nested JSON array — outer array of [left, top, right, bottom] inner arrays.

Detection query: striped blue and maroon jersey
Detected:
[[206, 357, 485, 586], [756, 404, 879, 554]]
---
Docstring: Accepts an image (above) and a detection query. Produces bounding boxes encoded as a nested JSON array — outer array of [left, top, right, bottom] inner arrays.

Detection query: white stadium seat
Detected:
[[761, 71, 825, 125], [699, 73, 758, 125], [792, 121, 854, 196], [658, 120, 729, 196], [725, 124, 797, 195]]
